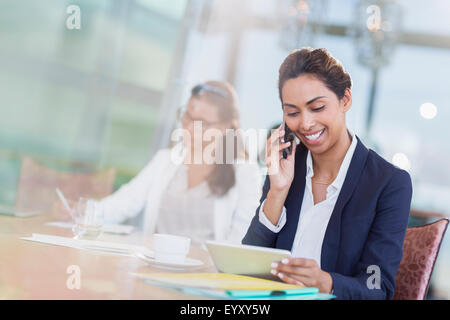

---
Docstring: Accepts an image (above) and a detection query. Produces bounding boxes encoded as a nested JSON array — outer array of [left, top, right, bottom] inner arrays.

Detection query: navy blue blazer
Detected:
[[242, 135, 412, 299]]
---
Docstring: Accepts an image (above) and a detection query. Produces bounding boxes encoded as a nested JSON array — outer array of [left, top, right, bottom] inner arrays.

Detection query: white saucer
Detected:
[[134, 251, 204, 270]]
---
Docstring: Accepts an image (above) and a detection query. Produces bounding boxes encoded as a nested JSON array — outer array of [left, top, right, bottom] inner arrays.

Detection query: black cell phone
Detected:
[[282, 120, 295, 159]]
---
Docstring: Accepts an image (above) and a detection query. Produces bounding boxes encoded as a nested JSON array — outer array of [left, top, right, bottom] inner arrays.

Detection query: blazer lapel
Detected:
[[320, 135, 369, 271], [276, 143, 308, 251]]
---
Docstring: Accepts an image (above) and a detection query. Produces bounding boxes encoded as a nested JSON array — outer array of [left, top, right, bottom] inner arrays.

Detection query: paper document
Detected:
[[133, 273, 308, 291], [20, 233, 152, 257], [133, 273, 335, 300], [45, 221, 134, 234], [179, 287, 334, 300]]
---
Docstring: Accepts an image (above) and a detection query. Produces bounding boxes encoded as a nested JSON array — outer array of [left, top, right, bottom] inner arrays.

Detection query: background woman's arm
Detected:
[[99, 150, 167, 224]]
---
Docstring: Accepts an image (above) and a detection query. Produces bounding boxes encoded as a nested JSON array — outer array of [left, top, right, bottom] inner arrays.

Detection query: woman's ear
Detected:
[[341, 88, 352, 113]]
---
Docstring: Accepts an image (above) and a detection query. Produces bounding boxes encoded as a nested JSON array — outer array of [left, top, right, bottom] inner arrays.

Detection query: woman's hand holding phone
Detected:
[[263, 122, 297, 225]]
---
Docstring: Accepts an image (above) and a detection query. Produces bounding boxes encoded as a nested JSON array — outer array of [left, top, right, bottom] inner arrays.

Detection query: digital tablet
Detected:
[[205, 240, 291, 276]]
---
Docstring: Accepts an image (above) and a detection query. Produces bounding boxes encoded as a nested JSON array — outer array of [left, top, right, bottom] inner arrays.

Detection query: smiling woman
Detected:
[[282, 75, 350, 152], [280, 48, 352, 155], [242, 48, 413, 300]]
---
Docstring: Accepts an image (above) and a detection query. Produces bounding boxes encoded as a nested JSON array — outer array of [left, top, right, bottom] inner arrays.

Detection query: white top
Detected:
[[259, 130, 357, 267], [99, 143, 262, 243], [156, 165, 215, 245]]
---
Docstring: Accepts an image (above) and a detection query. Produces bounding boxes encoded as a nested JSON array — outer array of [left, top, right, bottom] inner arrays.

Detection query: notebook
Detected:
[[133, 272, 332, 299], [132, 272, 306, 291]]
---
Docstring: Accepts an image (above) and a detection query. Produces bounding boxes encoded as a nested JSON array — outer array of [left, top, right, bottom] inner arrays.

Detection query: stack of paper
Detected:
[[45, 221, 134, 235], [20, 233, 153, 257], [133, 273, 335, 300]]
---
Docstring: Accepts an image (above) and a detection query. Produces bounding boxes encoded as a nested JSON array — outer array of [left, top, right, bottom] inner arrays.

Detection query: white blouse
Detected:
[[99, 143, 262, 243], [259, 129, 357, 267], [156, 165, 215, 245]]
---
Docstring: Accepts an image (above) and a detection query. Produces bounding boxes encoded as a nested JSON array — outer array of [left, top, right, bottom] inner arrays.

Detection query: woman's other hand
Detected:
[[265, 124, 296, 190], [262, 124, 297, 225]]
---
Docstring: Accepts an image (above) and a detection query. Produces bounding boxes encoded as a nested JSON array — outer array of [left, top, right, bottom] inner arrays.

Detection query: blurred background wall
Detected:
[[1, 0, 449, 298]]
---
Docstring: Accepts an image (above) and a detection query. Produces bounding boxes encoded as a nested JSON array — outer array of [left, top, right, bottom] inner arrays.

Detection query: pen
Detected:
[[55, 188, 71, 211]]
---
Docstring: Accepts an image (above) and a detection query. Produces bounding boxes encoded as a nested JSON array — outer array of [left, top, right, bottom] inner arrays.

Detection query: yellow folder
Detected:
[[132, 272, 306, 291]]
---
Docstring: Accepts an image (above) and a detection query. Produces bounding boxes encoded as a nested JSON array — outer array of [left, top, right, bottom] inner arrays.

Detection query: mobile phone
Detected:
[[281, 119, 295, 159]]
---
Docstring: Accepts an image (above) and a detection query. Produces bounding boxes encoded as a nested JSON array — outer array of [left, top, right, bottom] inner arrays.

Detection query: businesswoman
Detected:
[[242, 48, 412, 299], [58, 81, 261, 244], [104, 81, 262, 244]]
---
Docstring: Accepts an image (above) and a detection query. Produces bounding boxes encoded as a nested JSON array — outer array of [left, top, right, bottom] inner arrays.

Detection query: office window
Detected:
[[0, 0, 187, 204]]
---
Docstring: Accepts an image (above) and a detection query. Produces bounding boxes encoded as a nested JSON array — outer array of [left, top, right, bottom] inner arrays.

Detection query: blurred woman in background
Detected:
[[60, 81, 261, 244]]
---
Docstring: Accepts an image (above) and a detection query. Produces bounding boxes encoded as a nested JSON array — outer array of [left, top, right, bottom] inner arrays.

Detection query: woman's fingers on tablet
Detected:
[[281, 257, 317, 267], [274, 263, 310, 277], [276, 272, 307, 287]]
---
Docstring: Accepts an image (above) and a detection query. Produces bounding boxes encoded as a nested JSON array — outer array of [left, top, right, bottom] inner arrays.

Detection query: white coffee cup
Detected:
[[152, 233, 191, 263]]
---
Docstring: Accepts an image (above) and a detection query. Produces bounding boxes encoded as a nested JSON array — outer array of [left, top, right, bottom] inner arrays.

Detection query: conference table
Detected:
[[0, 214, 217, 299]]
